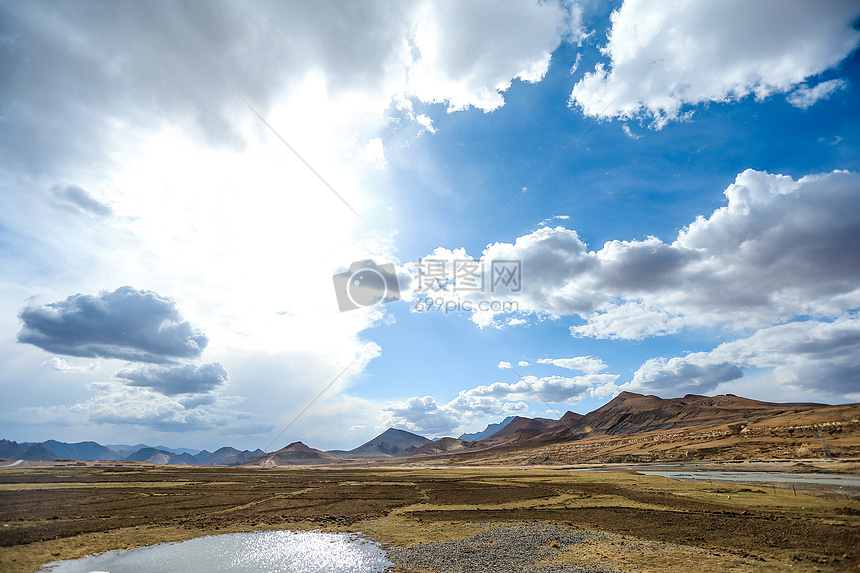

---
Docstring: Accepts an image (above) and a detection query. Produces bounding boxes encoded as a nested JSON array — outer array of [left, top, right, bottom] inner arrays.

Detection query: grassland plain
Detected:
[[0, 464, 858, 572]]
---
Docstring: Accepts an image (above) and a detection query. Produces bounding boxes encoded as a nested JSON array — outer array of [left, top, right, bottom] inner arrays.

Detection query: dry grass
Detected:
[[0, 465, 857, 573]]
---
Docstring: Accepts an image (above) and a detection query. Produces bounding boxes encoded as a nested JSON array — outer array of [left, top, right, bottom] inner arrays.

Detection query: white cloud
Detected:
[[1, 1, 581, 176], [461, 374, 613, 403], [382, 369, 619, 435], [43, 357, 98, 374], [571, 302, 684, 340], [405, 0, 578, 112], [14, 380, 271, 435], [414, 169, 860, 333], [537, 356, 607, 374], [623, 315, 860, 398], [539, 214, 571, 226], [570, 0, 860, 127], [357, 137, 388, 169], [379, 395, 462, 435], [498, 360, 512, 369], [518, 360, 530, 367], [621, 124, 642, 140], [1, 0, 578, 371], [787, 79, 848, 109]]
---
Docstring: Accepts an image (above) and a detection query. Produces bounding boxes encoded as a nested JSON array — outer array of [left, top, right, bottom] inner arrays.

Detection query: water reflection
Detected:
[[43, 530, 392, 573]]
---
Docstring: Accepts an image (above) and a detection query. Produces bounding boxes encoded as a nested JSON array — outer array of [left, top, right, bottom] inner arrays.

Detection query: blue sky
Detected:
[[1, 0, 859, 451]]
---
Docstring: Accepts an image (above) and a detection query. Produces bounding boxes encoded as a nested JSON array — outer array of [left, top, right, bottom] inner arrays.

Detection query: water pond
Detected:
[[42, 530, 392, 573], [635, 470, 860, 487]]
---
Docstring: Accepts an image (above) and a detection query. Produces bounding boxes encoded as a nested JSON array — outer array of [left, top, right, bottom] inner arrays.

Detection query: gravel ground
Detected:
[[385, 522, 621, 573]]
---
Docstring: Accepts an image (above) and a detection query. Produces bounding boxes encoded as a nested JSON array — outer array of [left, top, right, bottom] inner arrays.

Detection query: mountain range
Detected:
[[3, 392, 858, 465], [0, 439, 263, 466]]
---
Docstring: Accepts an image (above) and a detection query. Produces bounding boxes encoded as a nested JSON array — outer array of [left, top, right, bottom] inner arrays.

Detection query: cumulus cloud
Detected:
[[43, 357, 98, 373], [460, 374, 612, 403], [380, 395, 462, 435], [626, 359, 744, 397], [15, 380, 271, 434], [413, 169, 860, 333], [624, 315, 860, 397], [18, 286, 208, 363], [0, 1, 580, 175], [570, 0, 860, 127], [381, 369, 619, 435], [570, 302, 684, 340], [537, 356, 607, 373], [405, 0, 575, 112], [356, 138, 387, 169], [787, 79, 848, 109], [518, 360, 530, 367], [116, 363, 228, 396], [498, 360, 512, 369]]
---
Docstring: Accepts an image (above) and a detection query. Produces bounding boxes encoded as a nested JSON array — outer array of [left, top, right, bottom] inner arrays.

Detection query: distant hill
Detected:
[[125, 447, 197, 465], [197, 446, 264, 466], [345, 428, 430, 458], [412, 437, 473, 456], [106, 444, 150, 457], [5, 392, 855, 467], [0, 440, 56, 461], [412, 392, 858, 465], [248, 442, 338, 466], [458, 416, 515, 441], [0, 439, 264, 466], [535, 392, 828, 444], [467, 415, 557, 449], [42, 440, 117, 461], [154, 445, 202, 456]]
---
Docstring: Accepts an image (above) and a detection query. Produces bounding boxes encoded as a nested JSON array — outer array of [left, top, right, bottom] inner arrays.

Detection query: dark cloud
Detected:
[[0, 1, 572, 176], [53, 184, 112, 216], [629, 359, 744, 396], [18, 286, 207, 363], [0, 1, 405, 174], [625, 316, 860, 397], [116, 362, 228, 395], [470, 169, 860, 332]]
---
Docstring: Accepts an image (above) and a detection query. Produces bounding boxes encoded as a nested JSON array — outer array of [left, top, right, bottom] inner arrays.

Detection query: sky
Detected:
[[1, 0, 859, 452]]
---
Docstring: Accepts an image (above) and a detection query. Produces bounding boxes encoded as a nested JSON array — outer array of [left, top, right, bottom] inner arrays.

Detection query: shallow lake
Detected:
[[42, 530, 392, 573], [634, 470, 860, 487]]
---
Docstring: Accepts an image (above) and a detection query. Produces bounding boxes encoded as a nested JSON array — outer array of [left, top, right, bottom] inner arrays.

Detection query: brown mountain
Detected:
[[485, 416, 556, 440], [554, 411, 585, 428], [536, 391, 828, 444], [411, 392, 857, 465], [248, 441, 338, 466], [412, 437, 473, 456], [342, 428, 431, 458]]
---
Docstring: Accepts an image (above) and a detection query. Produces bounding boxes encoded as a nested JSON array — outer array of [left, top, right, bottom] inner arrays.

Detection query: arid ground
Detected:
[[0, 462, 858, 572]]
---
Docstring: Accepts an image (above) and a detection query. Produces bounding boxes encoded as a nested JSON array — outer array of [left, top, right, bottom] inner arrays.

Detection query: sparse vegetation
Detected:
[[0, 465, 857, 572]]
